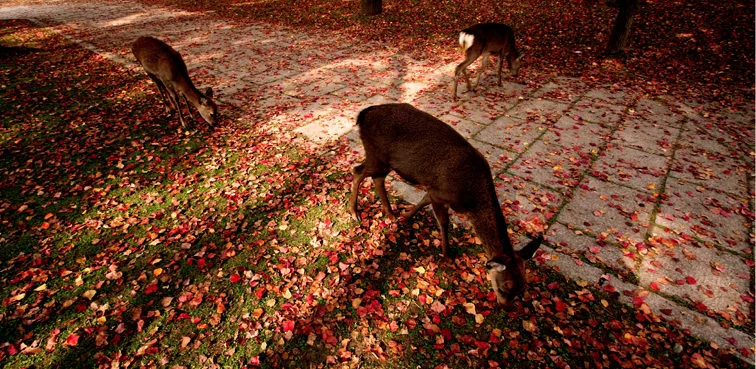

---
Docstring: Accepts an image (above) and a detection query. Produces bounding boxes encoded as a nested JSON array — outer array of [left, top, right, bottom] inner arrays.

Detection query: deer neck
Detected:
[[173, 76, 203, 106], [467, 195, 515, 260]]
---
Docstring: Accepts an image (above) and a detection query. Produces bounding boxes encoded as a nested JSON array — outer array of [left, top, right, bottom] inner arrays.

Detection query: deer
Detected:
[[132, 36, 218, 129], [452, 23, 524, 101], [348, 103, 544, 305]]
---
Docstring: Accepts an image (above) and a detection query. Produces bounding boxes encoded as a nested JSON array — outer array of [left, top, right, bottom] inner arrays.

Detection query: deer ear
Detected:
[[517, 235, 544, 260], [203, 87, 213, 98], [486, 260, 507, 272]]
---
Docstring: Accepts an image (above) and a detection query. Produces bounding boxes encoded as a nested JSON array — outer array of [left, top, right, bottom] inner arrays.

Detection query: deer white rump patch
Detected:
[[459, 32, 475, 51]]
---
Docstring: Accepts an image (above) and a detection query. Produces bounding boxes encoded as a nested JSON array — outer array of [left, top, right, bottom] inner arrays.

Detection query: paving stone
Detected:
[[583, 85, 638, 105], [567, 99, 626, 125], [640, 226, 752, 323], [505, 98, 570, 123], [540, 115, 611, 154], [294, 114, 354, 144], [669, 127, 750, 197], [475, 115, 546, 153], [449, 97, 504, 125], [591, 143, 669, 193], [469, 139, 510, 169], [494, 174, 564, 230], [612, 116, 681, 156], [273, 76, 347, 98], [438, 114, 484, 139], [632, 98, 684, 125], [667, 101, 754, 164], [410, 90, 456, 118], [531, 77, 589, 103], [448, 85, 524, 123], [507, 139, 593, 191], [559, 176, 654, 247], [545, 222, 637, 276], [655, 178, 751, 254]]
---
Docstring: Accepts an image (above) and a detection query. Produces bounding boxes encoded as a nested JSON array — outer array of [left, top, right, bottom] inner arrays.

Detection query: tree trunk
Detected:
[[606, 0, 639, 54], [361, 0, 382, 16]]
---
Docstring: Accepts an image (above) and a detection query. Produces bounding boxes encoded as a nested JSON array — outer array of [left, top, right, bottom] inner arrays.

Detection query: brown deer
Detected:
[[349, 103, 544, 305], [132, 36, 217, 129], [452, 23, 523, 101]]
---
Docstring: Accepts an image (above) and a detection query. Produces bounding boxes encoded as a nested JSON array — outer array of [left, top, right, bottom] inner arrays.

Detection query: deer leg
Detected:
[[403, 192, 431, 222], [183, 95, 197, 122], [474, 51, 491, 92], [165, 86, 187, 129], [147, 73, 173, 114], [348, 163, 368, 221], [497, 52, 505, 86], [453, 52, 479, 100], [430, 200, 451, 257], [452, 66, 469, 101], [373, 176, 396, 220]]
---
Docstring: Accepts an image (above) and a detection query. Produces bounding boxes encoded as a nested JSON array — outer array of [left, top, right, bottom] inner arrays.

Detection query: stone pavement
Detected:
[[1, 0, 753, 358]]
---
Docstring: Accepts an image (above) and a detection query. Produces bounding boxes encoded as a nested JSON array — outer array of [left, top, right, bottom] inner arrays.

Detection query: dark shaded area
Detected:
[[0, 45, 40, 56]]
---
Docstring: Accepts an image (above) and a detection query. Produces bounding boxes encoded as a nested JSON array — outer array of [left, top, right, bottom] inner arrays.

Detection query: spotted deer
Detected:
[[349, 103, 544, 305], [132, 36, 217, 129], [452, 23, 523, 100]]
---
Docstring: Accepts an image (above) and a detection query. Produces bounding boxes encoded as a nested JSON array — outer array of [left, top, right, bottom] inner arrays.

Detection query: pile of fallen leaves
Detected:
[[127, 0, 755, 109], [0, 20, 750, 368]]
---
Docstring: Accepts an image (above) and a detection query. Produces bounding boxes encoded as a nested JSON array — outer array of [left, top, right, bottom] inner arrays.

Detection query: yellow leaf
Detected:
[[153, 268, 163, 277], [34, 284, 47, 292], [474, 313, 485, 324], [82, 289, 97, 300], [352, 298, 362, 309], [96, 316, 107, 324], [414, 266, 426, 274], [522, 320, 537, 333], [463, 302, 476, 315], [647, 183, 656, 190], [282, 289, 292, 299]]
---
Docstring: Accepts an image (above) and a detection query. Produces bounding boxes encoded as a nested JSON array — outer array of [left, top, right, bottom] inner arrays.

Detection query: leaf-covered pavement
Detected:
[[0, 0, 753, 368]]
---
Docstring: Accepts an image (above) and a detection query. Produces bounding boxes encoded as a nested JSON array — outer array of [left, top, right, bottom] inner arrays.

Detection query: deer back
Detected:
[[132, 36, 190, 85], [462, 23, 518, 55], [357, 103, 494, 211]]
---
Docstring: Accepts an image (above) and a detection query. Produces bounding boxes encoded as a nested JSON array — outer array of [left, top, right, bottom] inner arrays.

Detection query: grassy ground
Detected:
[[0, 18, 750, 369]]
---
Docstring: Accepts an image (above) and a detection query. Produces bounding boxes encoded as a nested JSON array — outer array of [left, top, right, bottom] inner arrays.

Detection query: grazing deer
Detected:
[[452, 23, 523, 101], [132, 36, 217, 129], [349, 103, 544, 305]]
